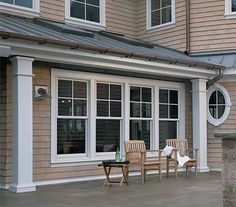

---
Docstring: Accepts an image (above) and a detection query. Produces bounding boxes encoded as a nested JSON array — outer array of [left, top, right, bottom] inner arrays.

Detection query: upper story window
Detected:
[[225, 0, 236, 19], [146, 0, 175, 32], [207, 84, 232, 126], [65, 0, 106, 30], [0, 0, 39, 16]]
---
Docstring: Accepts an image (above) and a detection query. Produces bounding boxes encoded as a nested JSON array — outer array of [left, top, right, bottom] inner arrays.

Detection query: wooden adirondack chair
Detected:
[[166, 139, 198, 179], [124, 140, 162, 184]]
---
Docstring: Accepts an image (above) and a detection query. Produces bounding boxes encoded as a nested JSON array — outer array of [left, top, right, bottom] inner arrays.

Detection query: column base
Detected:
[[198, 166, 210, 172], [9, 183, 36, 193]]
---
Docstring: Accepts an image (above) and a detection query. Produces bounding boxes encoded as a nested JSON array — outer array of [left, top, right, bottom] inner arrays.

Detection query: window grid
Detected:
[[209, 90, 226, 119], [0, 0, 33, 8]]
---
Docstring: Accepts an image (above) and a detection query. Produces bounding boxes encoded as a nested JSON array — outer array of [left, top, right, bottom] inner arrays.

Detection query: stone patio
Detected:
[[0, 172, 222, 207]]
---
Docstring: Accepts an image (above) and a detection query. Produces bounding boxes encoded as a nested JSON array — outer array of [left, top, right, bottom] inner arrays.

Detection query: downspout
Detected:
[[206, 68, 224, 89], [186, 0, 190, 54]]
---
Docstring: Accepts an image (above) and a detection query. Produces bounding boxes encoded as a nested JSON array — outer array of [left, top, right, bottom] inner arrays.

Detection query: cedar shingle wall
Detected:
[[190, 0, 236, 52], [0, 61, 12, 188], [207, 82, 236, 170]]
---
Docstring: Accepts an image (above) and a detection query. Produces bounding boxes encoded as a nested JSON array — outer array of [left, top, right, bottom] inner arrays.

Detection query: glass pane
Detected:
[[86, 5, 99, 22], [162, 6, 172, 24], [162, 0, 172, 7], [97, 83, 109, 99], [151, 0, 160, 10], [130, 86, 140, 101], [232, 0, 236, 12], [159, 104, 168, 118], [170, 105, 178, 119], [71, 1, 85, 20], [74, 81, 87, 98], [110, 85, 121, 100], [151, 10, 160, 26], [15, 0, 32, 8], [110, 101, 121, 117], [218, 90, 225, 104], [58, 80, 72, 97], [130, 102, 141, 117], [159, 89, 168, 103], [130, 120, 150, 150], [96, 120, 120, 152], [0, 0, 13, 4], [87, 0, 99, 6], [142, 87, 152, 102], [209, 91, 216, 104], [97, 101, 109, 116], [142, 103, 151, 118], [58, 99, 72, 116], [57, 119, 86, 154], [218, 105, 225, 119], [159, 121, 177, 149], [209, 105, 216, 118], [170, 90, 178, 104], [74, 100, 87, 116]]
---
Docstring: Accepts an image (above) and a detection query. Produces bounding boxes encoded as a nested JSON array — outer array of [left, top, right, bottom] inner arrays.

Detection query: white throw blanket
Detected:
[[163, 146, 190, 167]]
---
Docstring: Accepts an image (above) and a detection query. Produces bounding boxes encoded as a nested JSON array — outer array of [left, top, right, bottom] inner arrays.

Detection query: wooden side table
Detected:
[[98, 160, 129, 187]]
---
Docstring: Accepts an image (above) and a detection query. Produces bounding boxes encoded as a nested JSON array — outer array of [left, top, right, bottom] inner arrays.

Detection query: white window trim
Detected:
[[65, 0, 106, 31], [51, 68, 185, 165], [146, 0, 176, 32], [225, 0, 236, 19], [0, 0, 39, 17], [207, 83, 232, 126]]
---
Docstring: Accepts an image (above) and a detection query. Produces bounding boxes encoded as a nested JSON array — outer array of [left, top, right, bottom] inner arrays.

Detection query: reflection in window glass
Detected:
[[0, 0, 33, 8], [209, 90, 226, 119], [159, 121, 177, 149], [70, 0, 100, 23], [232, 0, 236, 12], [151, 0, 172, 27], [130, 120, 151, 150]]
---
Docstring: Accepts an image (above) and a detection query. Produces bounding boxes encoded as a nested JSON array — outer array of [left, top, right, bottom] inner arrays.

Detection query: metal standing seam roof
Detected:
[[0, 14, 225, 70]]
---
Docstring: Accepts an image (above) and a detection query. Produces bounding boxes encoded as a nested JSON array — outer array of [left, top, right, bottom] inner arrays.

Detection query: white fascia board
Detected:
[[1, 39, 216, 79], [218, 67, 236, 82], [0, 45, 11, 57]]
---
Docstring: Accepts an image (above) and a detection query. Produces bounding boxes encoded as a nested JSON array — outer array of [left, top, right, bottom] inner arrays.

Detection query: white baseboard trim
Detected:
[[0, 183, 9, 189], [209, 168, 222, 172]]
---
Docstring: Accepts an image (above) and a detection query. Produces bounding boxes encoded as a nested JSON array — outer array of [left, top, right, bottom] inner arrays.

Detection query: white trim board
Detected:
[[1, 39, 217, 80]]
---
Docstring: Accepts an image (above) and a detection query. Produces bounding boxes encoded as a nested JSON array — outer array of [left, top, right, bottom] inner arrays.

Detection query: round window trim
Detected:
[[207, 84, 232, 126]]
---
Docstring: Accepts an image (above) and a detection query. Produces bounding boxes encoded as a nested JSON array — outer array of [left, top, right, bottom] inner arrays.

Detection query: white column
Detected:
[[9, 56, 36, 193], [191, 79, 209, 172]]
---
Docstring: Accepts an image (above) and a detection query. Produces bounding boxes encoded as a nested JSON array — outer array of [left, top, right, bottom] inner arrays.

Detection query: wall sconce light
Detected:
[[34, 85, 50, 99]]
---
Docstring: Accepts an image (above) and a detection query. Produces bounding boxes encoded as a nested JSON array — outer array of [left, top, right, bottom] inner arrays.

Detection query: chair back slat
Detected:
[[124, 140, 146, 164], [166, 139, 188, 157]]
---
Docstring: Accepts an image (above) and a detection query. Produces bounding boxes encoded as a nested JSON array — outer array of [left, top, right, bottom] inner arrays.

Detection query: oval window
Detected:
[[207, 84, 231, 126]]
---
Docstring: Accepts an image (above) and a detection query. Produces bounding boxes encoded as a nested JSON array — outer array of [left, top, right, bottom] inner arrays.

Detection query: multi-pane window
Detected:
[[96, 83, 122, 152], [0, 0, 33, 8], [159, 89, 178, 149], [209, 90, 225, 120], [57, 79, 88, 155], [150, 0, 173, 27], [70, 0, 100, 23], [130, 86, 152, 149]]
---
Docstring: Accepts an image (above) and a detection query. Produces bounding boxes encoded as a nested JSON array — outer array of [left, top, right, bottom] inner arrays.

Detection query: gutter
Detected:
[[0, 31, 224, 70], [206, 68, 224, 88]]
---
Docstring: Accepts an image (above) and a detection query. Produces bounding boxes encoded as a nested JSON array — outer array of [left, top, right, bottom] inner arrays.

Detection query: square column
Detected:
[[9, 56, 36, 193], [191, 79, 209, 172]]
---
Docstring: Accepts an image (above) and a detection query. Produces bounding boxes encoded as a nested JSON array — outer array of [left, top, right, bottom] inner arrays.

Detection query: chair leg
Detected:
[[126, 166, 129, 183], [174, 160, 178, 180], [166, 159, 169, 177], [141, 167, 145, 185], [159, 166, 162, 182], [195, 162, 198, 177]]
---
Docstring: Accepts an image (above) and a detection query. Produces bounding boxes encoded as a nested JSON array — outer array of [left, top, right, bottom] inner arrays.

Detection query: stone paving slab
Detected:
[[0, 172, 222, 207]]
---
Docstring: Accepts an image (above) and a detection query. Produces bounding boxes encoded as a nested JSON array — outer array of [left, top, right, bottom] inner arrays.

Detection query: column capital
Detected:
[[10, 56, 35, 63]]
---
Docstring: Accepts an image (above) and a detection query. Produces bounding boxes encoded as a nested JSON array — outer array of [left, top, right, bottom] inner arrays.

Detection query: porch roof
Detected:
[[0, 14, 224, 70]]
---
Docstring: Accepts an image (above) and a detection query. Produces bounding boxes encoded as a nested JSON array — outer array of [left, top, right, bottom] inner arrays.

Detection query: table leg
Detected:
[[103, 166, 112, 186]]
